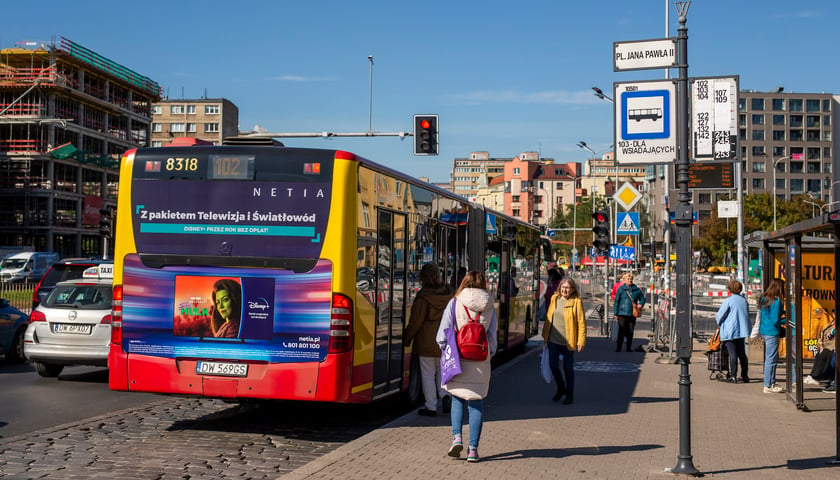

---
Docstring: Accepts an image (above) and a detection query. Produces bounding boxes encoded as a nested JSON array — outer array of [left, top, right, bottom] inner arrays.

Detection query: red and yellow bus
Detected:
[[108, 138, 544, 403]]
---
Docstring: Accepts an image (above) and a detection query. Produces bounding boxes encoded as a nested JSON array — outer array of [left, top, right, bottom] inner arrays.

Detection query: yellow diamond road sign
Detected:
[[614, 182, 642, 210]]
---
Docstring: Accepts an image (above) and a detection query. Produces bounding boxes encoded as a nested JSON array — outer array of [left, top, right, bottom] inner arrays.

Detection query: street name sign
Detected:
[[613, 38, 677, 71], [614, 80, 677, 164], [610, 245, 636, 261], [691, 76, 738, 160]]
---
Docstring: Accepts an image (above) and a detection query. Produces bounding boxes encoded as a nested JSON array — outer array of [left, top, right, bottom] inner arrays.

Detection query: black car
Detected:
[[32, 258, 111, 310]]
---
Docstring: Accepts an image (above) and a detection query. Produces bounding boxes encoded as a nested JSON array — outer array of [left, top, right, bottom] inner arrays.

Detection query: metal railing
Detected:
[[0, 282, 35, 314]]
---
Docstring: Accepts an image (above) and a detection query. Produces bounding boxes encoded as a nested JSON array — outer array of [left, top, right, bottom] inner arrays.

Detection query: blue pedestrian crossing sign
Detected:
[[616, 212, 640, 235]]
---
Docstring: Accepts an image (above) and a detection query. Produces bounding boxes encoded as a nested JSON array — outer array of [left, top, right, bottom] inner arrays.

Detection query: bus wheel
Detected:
[[34, 362, 64, 378]]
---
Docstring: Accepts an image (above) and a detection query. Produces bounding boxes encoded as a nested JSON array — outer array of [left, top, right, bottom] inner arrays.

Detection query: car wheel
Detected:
[[34, 362, 64, 378], [5, 327, 27, 364]]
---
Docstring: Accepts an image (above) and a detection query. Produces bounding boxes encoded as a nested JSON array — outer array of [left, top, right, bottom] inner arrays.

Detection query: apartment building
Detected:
[[151, 98, 239, 146], [0, 37, 160, 257]]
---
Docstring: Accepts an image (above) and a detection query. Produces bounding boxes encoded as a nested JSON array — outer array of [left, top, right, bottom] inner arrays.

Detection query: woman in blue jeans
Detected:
[[758, 279, 785, 393], [542, 278, 587, 404]]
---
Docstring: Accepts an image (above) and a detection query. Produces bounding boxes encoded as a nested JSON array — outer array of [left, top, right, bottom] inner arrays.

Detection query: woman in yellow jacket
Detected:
[[541, 277, 587, 404]]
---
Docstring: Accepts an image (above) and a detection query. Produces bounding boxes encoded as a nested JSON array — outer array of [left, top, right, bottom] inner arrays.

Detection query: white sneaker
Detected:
[[803, 375, 821, 386], [763, 384, 784, 393]]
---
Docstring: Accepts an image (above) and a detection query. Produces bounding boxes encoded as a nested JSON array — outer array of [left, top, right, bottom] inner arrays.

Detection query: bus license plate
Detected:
[[53, 323, 92, 335], [195, 361, 248, 377]]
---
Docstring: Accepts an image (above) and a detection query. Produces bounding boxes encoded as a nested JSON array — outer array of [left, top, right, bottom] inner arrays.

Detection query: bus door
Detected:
[[437, 224, 458, 290], [498, 240, 513, 350], [372, 210, 407, 398]]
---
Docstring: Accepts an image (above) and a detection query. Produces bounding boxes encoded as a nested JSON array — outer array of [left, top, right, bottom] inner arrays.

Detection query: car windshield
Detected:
[[0, 259, 26, 269], [45, 285, 112, 308]]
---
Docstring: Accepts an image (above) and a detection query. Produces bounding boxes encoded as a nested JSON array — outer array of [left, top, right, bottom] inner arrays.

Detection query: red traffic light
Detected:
[[592, 211, 608, 223], [420, 119, 431, 129]]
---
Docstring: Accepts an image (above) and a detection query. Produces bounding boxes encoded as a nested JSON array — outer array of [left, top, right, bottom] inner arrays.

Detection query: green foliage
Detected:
[[695, 193, 817, 264]]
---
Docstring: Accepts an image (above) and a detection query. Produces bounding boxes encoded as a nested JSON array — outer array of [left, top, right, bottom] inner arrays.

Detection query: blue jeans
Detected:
[[762, 334, 779, 388], [450, 395, 483, 448], [547, 342, 576, 393]]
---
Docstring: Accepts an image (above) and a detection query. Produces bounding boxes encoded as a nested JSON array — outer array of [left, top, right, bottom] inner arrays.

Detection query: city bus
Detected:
[[108, 138, 544, 403]]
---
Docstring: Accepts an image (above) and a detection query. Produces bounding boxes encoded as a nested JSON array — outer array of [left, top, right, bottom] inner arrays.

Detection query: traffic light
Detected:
[[413, 114, 438, 155], [592, 209, 610, 253], [99, 208, 112, 238]]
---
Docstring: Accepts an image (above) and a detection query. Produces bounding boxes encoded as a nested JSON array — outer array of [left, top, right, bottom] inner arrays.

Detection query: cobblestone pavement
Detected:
[[0, 394, 410, 479]]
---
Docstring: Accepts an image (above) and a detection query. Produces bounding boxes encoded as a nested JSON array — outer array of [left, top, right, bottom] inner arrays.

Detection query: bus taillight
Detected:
[[329, 293, 353, 354], [111, 284, 123, 346]]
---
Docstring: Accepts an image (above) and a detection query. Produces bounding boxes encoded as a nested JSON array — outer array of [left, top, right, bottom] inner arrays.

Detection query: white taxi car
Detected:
[[24, 265, 113, 377]]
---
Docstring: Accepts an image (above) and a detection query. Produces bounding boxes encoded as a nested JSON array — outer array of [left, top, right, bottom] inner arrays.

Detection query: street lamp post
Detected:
[[772, 156, 789, 231]]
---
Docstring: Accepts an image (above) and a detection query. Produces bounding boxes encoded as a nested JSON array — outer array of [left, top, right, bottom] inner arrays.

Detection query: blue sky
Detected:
[[3, 1, 838, 182]]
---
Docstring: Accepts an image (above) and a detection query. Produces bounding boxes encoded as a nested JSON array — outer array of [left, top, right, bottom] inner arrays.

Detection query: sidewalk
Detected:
[[283, 320, 839, 480]]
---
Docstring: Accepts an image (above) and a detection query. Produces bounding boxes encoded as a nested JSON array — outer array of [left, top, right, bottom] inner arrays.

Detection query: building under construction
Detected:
[[0, 37, 161, 258]]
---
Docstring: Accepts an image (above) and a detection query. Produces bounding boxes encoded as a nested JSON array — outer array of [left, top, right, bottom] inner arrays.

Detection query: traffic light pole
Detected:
[[670, 3, 699, 476]]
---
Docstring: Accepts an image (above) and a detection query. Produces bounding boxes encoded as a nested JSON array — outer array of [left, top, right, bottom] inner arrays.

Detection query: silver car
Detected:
[[24, 277, 112, 377]]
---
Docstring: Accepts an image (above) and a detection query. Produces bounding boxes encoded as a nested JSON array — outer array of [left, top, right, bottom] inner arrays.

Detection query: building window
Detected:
[[776, 178, 785, 191], [751, 161, 765, 173], [825, 162, 834, 174], [513, 168, 520, 175], [808, 179, 822, 194], [773, 146, 785, 157], [751, 114, 764, 125], [187, 123, 197, 133], [806, 115, 820, 128], [824, 131, 832, 142], [738, 98, 746, 111], [825, 115, 832, 126], [789, 115, 803, 127], [789, 99, 803, 112], [698, 193, 712, 204], [790, 178, 804, 192], [751, 98, 764, 110], [152, 106, 162, 115], [751, 129, 764, 140], [170, 105, 185, 114], [751, 146, 765, 156], [771, 98, 785, 111], [824, 99, 832, 112], [790, 161, 803, 173], [807, 162, 820, 173], [152, 123, 162, 132], [205, 105, 220, 115], [807, 147, 821, 160], [512, 209, 520, 217], [204, 123, 219, 133], [772, 130, 785, 141], [807, 130, 820, 141], [823, 147, 832, 159], [752, 178, 765, 190], [806, 99, 821, 112], [738, 114, 746, 126], [772, 114, 785, 125], [170, 123, 185, 133], [512, 195, 520, 202], [152, 141, 163, 147], [556, 182, 563, 190], [790, 130, 803, 141], [186, 105, 196, 114]]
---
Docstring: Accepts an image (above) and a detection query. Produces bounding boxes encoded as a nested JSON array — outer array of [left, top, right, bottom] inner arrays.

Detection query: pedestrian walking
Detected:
[[404, 263, 454, 416], [542, 277, 587, 404], [436, 271, 497, 463], [613, 273, 645, 352], [716, 280, 751, 384], [757, 278, 785, 393]]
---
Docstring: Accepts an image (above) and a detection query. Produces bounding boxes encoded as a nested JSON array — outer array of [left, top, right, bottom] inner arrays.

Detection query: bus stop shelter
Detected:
[[746, 212, 839, 463]]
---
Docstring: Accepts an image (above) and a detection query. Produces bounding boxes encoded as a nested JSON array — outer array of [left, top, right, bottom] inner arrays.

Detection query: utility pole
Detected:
[[670, 2, 700, 476]]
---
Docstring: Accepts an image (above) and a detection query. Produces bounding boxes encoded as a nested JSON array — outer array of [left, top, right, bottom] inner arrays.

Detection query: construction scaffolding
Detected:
[[0, 36, 160, 257]]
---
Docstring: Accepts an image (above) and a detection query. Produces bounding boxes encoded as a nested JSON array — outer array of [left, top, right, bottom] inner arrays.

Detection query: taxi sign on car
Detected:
[[82, 264, 113, 280]]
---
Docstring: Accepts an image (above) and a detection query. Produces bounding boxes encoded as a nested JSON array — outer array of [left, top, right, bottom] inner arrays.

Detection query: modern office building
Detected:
[[0, 37, 161, 257], [150, 98, 239, 146]]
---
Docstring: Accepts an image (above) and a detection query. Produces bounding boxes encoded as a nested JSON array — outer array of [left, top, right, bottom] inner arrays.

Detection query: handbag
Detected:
[[540, 345, 552, 384], [708, 327, 721, 352], [440, 307, 462, 385], [627, 290, 641, 318], [609, 319, 619, 342]]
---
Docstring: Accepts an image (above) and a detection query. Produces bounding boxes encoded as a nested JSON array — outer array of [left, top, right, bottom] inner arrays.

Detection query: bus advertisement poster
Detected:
[[121, 255, 332, 363]]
